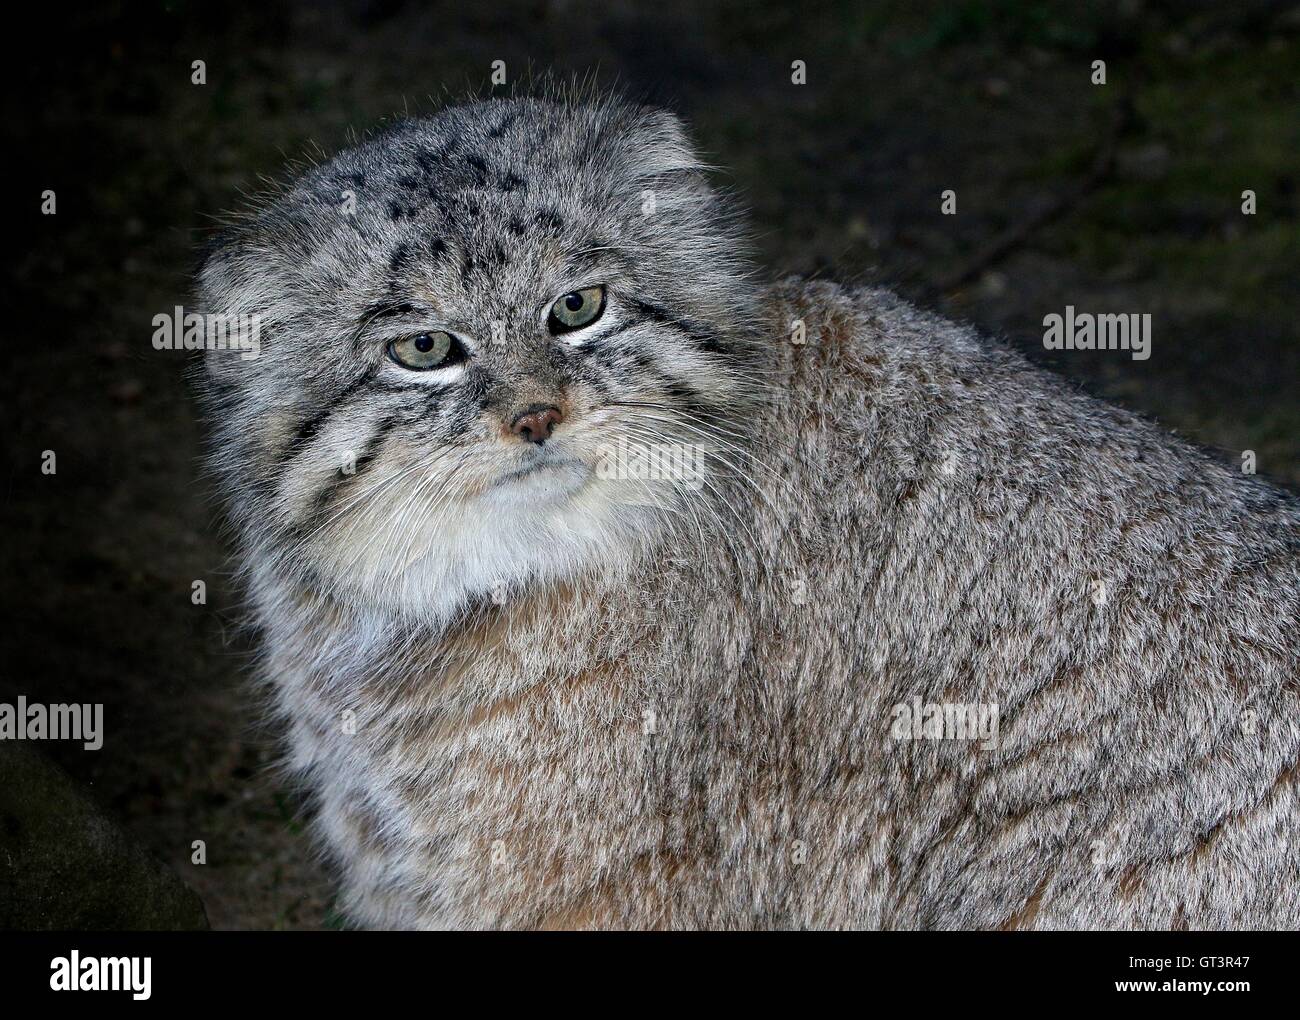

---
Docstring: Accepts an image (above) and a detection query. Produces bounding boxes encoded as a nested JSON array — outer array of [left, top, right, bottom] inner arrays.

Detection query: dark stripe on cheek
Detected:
[[421, 386, 448, 419], [628, 298, 726, 356], [565, 353, 614, 400], [663, 379, 704, 406], [627, 349, 667, 386], [566, 335, 726, 428], [665, 374, 734, 424], [281, 366, 379, 464], [348, 416, 397, 477], [591, 319, 642, 346], [306, 414, 398, 520]]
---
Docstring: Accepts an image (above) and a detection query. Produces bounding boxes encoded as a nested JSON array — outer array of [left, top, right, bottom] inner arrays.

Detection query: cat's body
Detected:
[[199, 96, 1299, 929]]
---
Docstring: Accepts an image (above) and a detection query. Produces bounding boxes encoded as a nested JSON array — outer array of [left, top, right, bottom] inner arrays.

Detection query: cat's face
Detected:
[[198, 97, 760, 623]]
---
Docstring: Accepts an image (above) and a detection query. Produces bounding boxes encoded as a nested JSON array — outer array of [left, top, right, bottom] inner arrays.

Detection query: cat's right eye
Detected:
[[387, 331, 464, 371]]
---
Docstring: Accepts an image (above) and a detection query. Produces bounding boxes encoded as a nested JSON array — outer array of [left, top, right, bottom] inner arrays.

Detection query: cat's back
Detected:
[[748, 279, 1300, 928]]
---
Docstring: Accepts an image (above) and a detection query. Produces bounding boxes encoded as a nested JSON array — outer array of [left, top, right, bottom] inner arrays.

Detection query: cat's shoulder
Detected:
[[767, 276, 1011, 361], [761, 276, 1024, 404]]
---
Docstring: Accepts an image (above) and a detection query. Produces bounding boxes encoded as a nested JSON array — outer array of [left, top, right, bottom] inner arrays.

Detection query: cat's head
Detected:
[[196, 95, 762, 623]]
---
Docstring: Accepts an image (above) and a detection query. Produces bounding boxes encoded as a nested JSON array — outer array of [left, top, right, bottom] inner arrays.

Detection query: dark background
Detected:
[[2, 0, 1297, 928]]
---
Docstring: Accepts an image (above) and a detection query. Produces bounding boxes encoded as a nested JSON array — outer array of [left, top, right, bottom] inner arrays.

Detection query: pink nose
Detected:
[[509, 405, 563, 444]]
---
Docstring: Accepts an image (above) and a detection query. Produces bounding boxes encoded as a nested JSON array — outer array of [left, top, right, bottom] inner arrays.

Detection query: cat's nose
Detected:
[[509, 405, 563, 444]]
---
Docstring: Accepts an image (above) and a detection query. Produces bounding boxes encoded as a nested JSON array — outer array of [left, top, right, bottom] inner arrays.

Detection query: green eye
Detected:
[[387, 331, 459, 370], [548, 286, 606, 333]]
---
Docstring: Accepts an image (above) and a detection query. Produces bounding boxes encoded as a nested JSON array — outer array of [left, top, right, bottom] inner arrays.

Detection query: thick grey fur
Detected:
[[196, 94, 1299, 929]]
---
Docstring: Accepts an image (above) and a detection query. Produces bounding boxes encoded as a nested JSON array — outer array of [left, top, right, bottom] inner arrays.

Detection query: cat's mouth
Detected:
[[493, 452, 589, 489]]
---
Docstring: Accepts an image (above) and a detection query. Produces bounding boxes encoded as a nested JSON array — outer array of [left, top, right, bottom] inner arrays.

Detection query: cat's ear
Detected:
[[628, 106, 709, 178], [193, 232, 260, 385]]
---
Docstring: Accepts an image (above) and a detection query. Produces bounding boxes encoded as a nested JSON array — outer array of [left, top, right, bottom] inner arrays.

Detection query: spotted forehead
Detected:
[[303, 112, 625, 302], [318, 105, 614, 223]]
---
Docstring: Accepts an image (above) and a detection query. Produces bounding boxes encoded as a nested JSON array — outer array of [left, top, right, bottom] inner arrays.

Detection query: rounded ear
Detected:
[[628, 106, 709, 178], [193, 235, 262, 384]]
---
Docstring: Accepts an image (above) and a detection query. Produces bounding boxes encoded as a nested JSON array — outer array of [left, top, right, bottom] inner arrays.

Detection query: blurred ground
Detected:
[[2, 0, 1297, 928]]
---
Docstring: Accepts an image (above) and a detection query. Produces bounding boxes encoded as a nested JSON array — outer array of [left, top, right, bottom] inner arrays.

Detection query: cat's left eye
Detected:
[[548, 286, 606, 334]]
